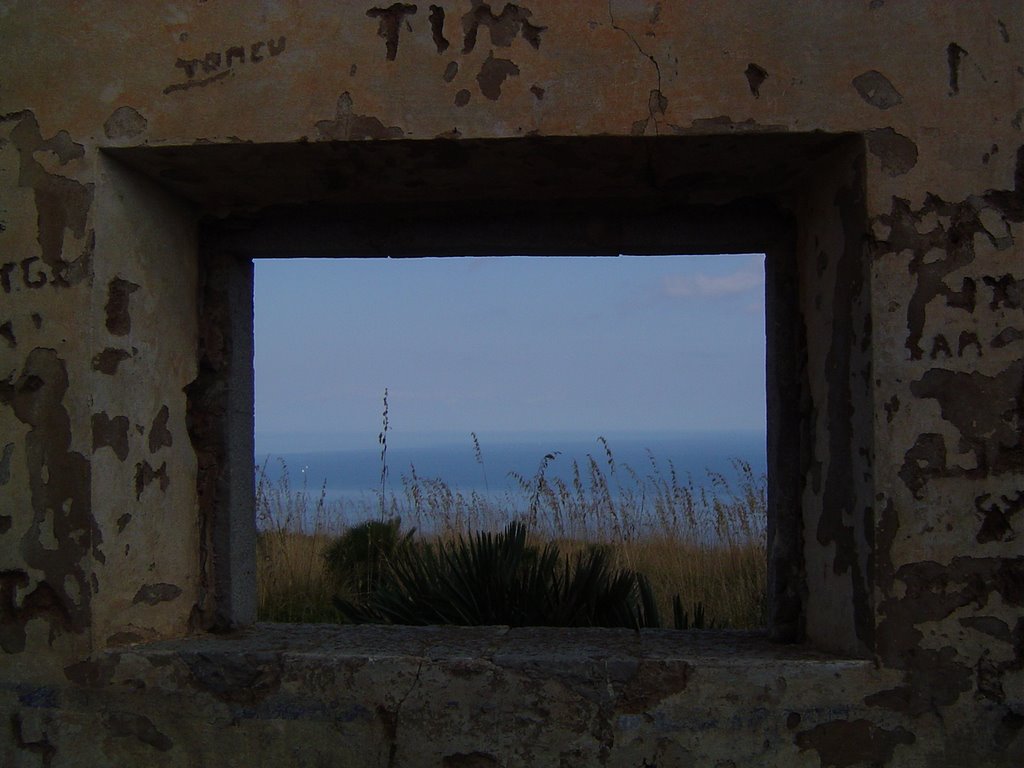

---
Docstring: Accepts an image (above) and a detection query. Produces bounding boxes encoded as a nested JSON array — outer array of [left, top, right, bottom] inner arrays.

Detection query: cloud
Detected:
[[661, 266, 764, 299]]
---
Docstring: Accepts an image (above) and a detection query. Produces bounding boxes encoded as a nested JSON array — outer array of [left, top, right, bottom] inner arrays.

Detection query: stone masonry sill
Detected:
[[129, 623, 868, 669], [37, 624, 891, 764]]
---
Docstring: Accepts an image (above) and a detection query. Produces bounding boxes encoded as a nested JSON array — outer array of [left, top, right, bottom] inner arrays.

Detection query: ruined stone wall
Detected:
[[1, 1, 1021, 765]]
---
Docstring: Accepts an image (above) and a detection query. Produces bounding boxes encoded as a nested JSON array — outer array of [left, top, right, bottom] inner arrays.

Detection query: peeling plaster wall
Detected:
[[793, 140, 875, 656], [88, 156, 201, 650], [1, 1, 1022, 765], [0, 111, 97, 679]]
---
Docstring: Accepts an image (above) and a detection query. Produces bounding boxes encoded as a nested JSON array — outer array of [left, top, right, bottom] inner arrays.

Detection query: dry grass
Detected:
[[256, 442, 767, 629], [255, 460, 346, 623], [619, 536, 765, 628]]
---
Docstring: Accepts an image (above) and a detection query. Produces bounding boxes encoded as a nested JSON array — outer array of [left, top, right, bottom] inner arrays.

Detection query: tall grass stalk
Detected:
[[378, 388, 389, 519]]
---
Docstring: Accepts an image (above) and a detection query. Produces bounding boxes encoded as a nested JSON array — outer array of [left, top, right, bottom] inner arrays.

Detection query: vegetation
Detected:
[[256, 461, 346, 623], [256, 437, 767, 629], [323, 516, 413, 598], [332, 521, 660, 628]]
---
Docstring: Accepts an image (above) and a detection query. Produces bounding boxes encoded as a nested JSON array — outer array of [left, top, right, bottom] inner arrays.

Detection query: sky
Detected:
[[254, 253, 766, 454]]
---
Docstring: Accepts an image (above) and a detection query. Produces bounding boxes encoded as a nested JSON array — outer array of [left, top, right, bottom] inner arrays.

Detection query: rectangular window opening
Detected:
[[106, 131, 871, 653], [252, 252, 770, 632]]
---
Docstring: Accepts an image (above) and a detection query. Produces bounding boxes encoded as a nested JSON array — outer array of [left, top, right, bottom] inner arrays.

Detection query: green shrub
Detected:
[[334, 522, 660, 629], [323, 517, 413, 599]]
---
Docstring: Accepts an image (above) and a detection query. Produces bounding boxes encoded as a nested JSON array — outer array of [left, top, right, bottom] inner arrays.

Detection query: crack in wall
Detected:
[[380, 660, 424, 768], [608, 2, 664, 135]]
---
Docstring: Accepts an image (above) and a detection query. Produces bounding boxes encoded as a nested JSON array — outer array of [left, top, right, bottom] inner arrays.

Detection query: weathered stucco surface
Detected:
[[1, 1, 1021, 765]]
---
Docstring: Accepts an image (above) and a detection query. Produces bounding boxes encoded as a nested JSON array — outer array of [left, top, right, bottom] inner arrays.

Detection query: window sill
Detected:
[[129, 623, 867, 668], [58, 625, 889, 763]]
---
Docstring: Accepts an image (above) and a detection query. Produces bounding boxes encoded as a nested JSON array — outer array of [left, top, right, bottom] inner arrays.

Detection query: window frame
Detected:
[[108, 132, 871, 654]]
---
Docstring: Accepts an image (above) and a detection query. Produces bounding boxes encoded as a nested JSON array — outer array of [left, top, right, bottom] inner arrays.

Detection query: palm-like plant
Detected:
[[333, 522, 661, 629]]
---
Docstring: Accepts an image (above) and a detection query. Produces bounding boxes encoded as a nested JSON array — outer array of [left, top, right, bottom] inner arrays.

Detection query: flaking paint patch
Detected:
[[0, 347, 96, 650], [132, 583, 183, 606], [103, 107, 148, 141], [872, 555, 1024, 715], [1, 320, 15, 347], [898, 432, 951, 499], [895, 557, 1024, 619], [92, 347, 133, 375], [476, 52, 519, 100], [91, 411, 130, 461], [6, 111, 94, 285], [974, 491, 1023, 543], [366, 4, 418, 61], [866, 128, 918, 176], [957, 330, 983, 358], [960, 615, 1012, 643], [134, 460, 169, 499], [0, 442, 13, 485], [930, 334, 954, 358], [461, 1, 544, 53], [795, 719, 915, 767], [0, 262, 15, 293], [872, 145, 1024, 361], [909, 361, 1024, 477], [105, 278, 140, 336], [744, 63, 768, 98], [865, 647, 974, 716], [315, 92, 404, 141], [0, 572, 73, 653], [945, 276, 977, 312], [429, 5, 450, 53], [884, 394, 900, 423], [982, 273, 1023, 310], [947, 42, 968, 95], [148, 405, 172, 453], [852, 70, 902, 109]]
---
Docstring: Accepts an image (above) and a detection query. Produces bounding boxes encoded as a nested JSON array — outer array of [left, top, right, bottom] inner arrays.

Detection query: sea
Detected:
[[256, 430, 766, 528]]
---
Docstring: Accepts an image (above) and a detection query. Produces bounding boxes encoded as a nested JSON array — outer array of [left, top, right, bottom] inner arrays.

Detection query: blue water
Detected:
[[257, 431, 765, 510]]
